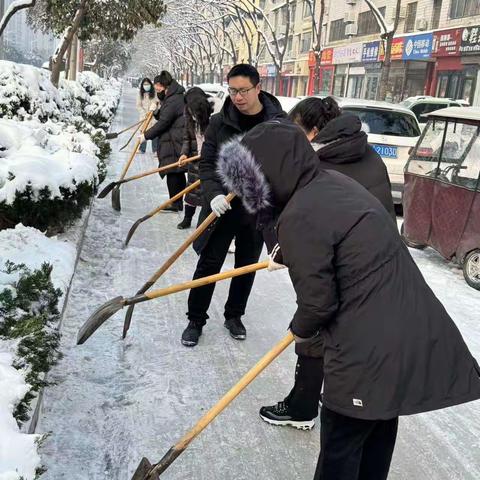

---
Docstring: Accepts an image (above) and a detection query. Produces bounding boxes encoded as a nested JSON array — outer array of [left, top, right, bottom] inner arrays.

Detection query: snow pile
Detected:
[[0, 342, 41, 480], [0, 60, 63, 122], [0, 60, 122, 130], [0, 117, 98, 205], [0, 223, 76, 298], [0, 224, 76, 479]]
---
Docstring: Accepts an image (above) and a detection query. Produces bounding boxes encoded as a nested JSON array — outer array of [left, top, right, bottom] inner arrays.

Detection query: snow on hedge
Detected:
[[0, 225, 77, 479], [0, 118, 98, 205], [0, 341, 41, 480]]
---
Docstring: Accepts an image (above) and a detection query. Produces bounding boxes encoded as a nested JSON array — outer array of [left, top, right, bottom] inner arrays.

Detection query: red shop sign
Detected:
[[432, 28, 462, 57], [308, 50, 316, 67], [321, 48, 333, 65], [379, 37, 404, 61]]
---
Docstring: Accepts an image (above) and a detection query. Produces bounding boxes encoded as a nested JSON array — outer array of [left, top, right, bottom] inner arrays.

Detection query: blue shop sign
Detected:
[[403, 33, 433, 60], [267, 65, 277, 77], [362, 41, 380, 63]]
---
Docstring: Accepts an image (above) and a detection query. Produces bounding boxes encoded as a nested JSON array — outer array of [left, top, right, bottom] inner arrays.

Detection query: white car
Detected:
[[337, 99, 421, 205], [400, 96, 466, 125], [275, 95, 302, 113], [279, 96, 422, 204], [192, 83, 229, 114]]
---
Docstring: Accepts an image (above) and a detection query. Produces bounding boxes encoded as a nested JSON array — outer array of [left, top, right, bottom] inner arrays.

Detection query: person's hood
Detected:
[[312, 113, 368, 164], [217, 119, 319, 213], [165, 79, 185, 99], [221, 90, 284, 131]]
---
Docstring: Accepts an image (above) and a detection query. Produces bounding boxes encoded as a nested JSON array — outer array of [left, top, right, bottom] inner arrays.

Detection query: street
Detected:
[[37, 87, 480, 480]]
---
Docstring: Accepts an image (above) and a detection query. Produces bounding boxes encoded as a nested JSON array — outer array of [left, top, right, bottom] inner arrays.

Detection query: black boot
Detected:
[[181, 321, 203, 347], [177, 205, 195, 229], [177, 217, 192, 229], [224, 317, 246, 340]]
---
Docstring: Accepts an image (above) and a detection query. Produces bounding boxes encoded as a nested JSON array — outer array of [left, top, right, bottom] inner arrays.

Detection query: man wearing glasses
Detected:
[[181, 64, 284, 347]]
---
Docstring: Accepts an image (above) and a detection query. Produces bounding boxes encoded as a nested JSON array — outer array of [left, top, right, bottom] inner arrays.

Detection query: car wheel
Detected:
[[400, 222, 426, 250], [463, 250, 480, 291]]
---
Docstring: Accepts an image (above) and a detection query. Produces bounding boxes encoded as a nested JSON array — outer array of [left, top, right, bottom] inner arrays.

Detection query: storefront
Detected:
[[361, 41, 381, 99], [430, 27, 479, 104], [332, 43, 363, 97], [264, 64, 277, 94], [281, 62, 295, 96], [319, 48, 334, 96]]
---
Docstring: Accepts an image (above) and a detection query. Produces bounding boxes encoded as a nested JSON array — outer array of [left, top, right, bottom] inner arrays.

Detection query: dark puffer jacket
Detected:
[[218, 120, 480, 421], [193, 91, 284, 254], [180, 107, 204, 208], [144, 80, 186, 176], [313, 113, 396, 221]]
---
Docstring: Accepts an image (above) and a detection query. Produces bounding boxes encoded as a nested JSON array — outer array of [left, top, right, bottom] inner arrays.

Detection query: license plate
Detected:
[[373, 144, 398, 159]]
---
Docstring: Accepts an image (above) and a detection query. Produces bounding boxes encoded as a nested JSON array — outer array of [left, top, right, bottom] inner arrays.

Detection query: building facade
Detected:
[[254, 0, 480, 104]]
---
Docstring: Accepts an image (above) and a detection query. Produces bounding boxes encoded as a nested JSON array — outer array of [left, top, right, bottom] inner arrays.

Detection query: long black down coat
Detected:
[[144, 80, 186, 175], [193, 91, 284, 254], [218, 120, 480, 421], [313, 113, 396, 222]]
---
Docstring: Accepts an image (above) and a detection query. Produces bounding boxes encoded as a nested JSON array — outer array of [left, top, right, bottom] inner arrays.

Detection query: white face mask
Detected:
[[143, 84, 151, 92]]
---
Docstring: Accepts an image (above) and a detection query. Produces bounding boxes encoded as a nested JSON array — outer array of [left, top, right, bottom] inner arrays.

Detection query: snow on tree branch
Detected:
[[0, 0, 36, 37]]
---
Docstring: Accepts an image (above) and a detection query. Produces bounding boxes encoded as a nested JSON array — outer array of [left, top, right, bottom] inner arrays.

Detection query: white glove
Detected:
[[138, 133, 146, 143], [210, 194, 231, 217], [267, 243, 286, 271], [149, 103, 157, 111]]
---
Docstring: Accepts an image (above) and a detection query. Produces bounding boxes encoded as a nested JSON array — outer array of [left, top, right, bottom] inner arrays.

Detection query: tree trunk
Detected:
[[377, 34, 393, 101], [69, 34, 78, 81], [50, 0, 87, 87], [313, 0, 325, 94]]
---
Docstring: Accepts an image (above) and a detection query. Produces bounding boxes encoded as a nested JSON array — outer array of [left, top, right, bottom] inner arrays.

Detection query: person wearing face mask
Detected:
[[136, 78, 159, 154], [141, 71, 187, 211]]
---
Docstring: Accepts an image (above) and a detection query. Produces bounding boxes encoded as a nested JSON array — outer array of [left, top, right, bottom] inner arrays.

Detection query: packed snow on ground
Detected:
[[0, 225, 77, 480], [0, 340, 41, 480], [0, 117, 98, 204]]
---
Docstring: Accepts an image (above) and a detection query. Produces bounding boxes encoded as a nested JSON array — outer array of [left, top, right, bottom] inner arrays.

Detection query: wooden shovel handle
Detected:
[[132, 260, 268, 304], [121, 155, 200, 185], [147, 331, 294, 477], [118, 111, 154, 181], [139, 192, 236, 291]]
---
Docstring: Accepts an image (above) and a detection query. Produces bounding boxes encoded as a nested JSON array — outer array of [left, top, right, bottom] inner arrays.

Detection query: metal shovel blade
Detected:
[[131, 457, 159, 480], [97, 181, 117, 199], [105, 132, 119, 140], [77, 296, 125, 345], [124, 216, 148, 247], [112, 185, 121, 211], [122, 304, 135, 338]]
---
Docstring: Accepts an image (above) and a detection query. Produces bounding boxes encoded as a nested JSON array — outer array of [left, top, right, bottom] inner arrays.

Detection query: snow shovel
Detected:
[[112, 111, 154, 211], [130, 331, 294, 480], [122, 193, 235, 337], [76, 259, 266, 345], [119, 119, 144, 152], [105, 119, 145, 140], [124, 179, 201, 247], [98, 155, 200, 200]]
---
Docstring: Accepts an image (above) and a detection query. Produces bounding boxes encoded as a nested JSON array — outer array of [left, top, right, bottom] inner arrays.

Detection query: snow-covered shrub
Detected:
[[78, 71, 105, 96], [0, 118, 98, 232], [0, 61, 64, 123], [58, 79, 89, 117], [0, 225, 76, 478]]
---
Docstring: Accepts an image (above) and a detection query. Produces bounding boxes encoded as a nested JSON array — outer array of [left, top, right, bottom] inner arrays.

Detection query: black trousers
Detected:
[[166, 172, 186, 208], [187, 211, 263, 325], [314, 407, 398, 480], [286, 355, 324, 420]]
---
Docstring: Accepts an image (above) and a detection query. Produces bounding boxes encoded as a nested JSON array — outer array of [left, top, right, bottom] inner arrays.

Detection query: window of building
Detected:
[[404, 2, 417, 33], [329, 19, 346, 42], [301, 31, 312, 53], [287, 35, 293, 58], [291, 1, 297, 22], [259, 0, 266, 9], [432, 0, 442, 29], [450, 0, 480, 19], [303, 0, 311, 18], [357, 7, 386, 36]]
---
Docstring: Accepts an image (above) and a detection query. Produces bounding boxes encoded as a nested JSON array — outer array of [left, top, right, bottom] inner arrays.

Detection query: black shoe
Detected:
[[224, 317, 246, 340], [259, 401, 315, 430], [177, 217, 192, 229], [181, 321, 203, 347]]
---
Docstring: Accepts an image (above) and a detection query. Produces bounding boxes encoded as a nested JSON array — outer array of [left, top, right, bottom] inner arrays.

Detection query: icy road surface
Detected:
[[38, 88, 480, 480]]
